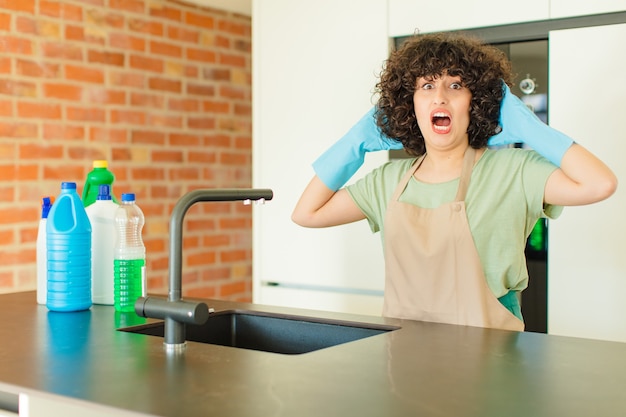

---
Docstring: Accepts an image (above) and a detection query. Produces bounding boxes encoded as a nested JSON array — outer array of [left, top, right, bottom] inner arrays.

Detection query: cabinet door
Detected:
[[388, 0, 549, 37], [550, 0, 626, 19], [252, 0, 388, 312], [547, 23, 626, 342]]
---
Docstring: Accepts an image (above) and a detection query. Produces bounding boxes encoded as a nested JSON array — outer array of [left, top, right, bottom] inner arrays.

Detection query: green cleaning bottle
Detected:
[[82, 160, 118, 207]]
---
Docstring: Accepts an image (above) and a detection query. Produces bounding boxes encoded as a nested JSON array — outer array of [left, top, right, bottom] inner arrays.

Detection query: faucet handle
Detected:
[[135, 296, 210, 326]]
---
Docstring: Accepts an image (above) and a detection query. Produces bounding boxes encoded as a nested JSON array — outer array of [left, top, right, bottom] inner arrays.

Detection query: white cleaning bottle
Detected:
[[86, 184, 119, 305]]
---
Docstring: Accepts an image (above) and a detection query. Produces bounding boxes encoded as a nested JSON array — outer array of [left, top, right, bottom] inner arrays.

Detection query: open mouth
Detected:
[[431, 112, 451, 132]]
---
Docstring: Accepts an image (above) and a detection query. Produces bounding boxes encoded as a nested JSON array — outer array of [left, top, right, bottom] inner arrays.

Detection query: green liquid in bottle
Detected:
[[114, 258, 145, 312]]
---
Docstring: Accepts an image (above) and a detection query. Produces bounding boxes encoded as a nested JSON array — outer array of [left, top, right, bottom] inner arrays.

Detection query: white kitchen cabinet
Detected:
[[252, 0, 389, 314], [547, 23, 626, 343], [388, 0, 549, 37], [550, 0, 626, 19]]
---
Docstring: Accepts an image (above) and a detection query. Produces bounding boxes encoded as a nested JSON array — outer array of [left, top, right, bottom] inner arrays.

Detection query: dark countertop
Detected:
[[1, 291, 626, 416]]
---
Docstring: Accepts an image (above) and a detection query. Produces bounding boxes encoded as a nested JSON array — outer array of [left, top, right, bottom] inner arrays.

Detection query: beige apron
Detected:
[[382, 147, 524, 331]]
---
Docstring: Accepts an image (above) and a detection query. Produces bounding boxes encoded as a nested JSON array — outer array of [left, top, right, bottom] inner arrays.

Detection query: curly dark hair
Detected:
[[375, 32, 513, 156]]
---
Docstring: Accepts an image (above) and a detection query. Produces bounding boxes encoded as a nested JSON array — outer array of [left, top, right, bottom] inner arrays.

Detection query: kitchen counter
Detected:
[[1, 291, 625, 416]]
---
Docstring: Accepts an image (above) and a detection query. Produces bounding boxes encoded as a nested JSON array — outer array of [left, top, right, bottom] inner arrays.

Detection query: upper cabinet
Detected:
[[550, 0, 626, 19], [388, 0, 549, 37], [389, 0, 626, 37]]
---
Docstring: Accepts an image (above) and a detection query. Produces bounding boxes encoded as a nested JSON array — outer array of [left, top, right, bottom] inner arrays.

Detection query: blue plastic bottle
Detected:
[[46, 182, 92, 312], [36, 196, 53, 305], [114, 193, 146, 313]]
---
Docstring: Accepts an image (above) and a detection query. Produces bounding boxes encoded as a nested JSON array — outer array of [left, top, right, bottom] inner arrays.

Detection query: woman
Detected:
[[291, 33, 616, 331]]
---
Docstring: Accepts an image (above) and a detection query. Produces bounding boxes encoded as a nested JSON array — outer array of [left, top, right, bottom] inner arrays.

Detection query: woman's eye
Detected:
[[450, 82, 462, 90], [421, 83, 433, 90]]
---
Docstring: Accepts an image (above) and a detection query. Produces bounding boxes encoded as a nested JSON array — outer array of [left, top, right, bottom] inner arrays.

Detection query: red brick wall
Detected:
[[0, 0, 253, 301]]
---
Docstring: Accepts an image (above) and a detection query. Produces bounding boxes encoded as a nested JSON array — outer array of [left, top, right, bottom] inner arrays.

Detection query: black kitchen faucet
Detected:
[[134, 188, 273, 353]]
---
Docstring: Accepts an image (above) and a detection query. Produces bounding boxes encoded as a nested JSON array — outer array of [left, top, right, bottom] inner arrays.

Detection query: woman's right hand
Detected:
[[312, 107, 403, 191]]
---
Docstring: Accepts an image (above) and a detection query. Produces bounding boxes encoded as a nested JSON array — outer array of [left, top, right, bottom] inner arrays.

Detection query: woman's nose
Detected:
[[433, 88, 447, 104]]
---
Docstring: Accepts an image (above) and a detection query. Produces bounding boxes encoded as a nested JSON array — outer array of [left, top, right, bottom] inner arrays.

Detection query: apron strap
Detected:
[[391, 154, 426, 202]]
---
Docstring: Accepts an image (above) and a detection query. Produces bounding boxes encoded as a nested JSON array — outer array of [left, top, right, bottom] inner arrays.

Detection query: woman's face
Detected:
[[413, 73, 472, 152]]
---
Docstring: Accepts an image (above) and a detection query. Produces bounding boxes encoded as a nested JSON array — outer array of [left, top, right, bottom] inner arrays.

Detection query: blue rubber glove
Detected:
[[488, 83, 574, 166], [313, 107, 404, 191]]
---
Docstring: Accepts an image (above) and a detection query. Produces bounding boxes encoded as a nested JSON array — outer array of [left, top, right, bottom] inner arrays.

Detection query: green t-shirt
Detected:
[[346, 148, 562, 298]]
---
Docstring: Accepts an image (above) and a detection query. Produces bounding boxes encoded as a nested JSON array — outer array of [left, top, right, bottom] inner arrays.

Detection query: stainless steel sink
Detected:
[[119, 309, 399, 354]]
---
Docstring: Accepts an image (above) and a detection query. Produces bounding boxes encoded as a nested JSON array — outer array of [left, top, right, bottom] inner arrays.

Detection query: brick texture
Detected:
[[0, 0, 253, 302]]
